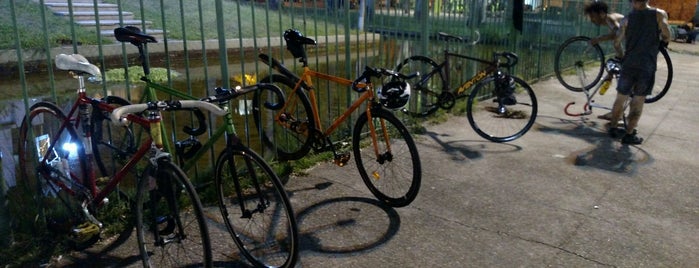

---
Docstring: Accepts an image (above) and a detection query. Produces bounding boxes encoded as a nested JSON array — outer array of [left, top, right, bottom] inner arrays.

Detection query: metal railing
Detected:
[[0, 0, 626, 183]]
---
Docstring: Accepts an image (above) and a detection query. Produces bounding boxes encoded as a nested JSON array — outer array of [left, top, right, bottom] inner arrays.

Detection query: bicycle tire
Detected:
[[215, 146, 299, 268], [554, 36, 605, 92], [90, 96, 135, 178], [645, 47, 673, 103], [352, 107, 421, 207], [135, 160, 212, 267], [394, 55, 444, 117], [254, 74, 315, 160], [466, 75, 538, 143], [8, 101, 90, 266]]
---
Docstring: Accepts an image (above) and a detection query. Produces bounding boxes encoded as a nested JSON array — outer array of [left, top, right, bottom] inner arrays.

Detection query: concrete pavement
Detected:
[[278, 46, 699, 267]]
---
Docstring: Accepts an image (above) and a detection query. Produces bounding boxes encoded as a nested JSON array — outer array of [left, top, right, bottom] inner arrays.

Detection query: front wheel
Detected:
[[352, 108, 421, 207], [135, 161, 212, 267], [554, 36, 605, 92], [645, 47, 673, 103], [466, 76, 538, 142], [8, 101, 92, 266], [215, 146, 298, 268], [254, 74, 315, 160]]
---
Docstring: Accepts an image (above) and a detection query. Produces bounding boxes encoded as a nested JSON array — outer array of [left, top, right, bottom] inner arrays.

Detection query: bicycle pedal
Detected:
[[69, 222, 101, 244], [333, 152, 351, 167], [96, 176, 110, 185]]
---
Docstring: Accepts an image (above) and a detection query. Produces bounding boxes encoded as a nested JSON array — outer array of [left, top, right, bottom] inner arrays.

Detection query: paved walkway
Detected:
[[59, 44, 699, 267]]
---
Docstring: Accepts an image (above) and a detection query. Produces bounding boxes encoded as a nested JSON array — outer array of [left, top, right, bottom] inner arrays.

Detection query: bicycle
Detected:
[[10, 54, 212, 267], [393, 32, 538, 143], [255, 29, 421, 208], [554, 35, 673, 104], [113, 26, 299, 268]]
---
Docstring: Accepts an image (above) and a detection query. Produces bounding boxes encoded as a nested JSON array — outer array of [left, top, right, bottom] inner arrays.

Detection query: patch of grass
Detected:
[[101, 0, 353, 40], [104, 66, 179, 83], [0, 1, 102, 50]]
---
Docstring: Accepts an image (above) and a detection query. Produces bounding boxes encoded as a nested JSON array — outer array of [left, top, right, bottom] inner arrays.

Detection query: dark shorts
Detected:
[[616, 67, 655, 96]]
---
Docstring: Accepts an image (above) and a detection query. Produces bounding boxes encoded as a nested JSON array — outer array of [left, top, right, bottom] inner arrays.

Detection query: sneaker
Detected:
[[608, 127, 626, 139], [621, 130, 643, 145]]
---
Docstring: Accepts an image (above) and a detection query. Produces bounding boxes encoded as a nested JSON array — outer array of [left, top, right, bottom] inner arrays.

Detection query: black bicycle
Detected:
[[394, 32, 538, 143]]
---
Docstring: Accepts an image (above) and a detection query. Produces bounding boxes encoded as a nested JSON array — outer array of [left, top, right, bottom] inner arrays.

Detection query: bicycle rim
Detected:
[[352, 108, 421, 207], [255, 74, 314, 160], [645, 48, 673, 103], [215, 148, 298, 268], [7, 101, 88, 266], [554, 36, 605, 92], [466, 76, 538, 142], [135, 162, 212, 267], [394, 56, 443, 117]]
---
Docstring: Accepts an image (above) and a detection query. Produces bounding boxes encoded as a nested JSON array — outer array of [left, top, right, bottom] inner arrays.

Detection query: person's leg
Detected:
[[624, 95, 645, 133], [608, 92, 629, 138], [620, 95, 645, 144]]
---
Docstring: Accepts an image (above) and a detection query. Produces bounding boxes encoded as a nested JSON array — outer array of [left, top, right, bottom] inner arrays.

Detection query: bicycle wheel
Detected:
[[466, 75, 538, 143], [91, 96, 135, 178], [135, 160, 212, 267], [215, 146, 298, 268], [554, 36, 605, 92], [254, 74, 315, 160], [645, 47, 673, 103], [8, 101, 91, 265], [394, 55, 444, 117], [352, 107, 421, 207]]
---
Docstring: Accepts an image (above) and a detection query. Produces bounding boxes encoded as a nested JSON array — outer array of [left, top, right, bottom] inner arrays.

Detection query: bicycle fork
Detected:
[[365, 108, 392, 180]]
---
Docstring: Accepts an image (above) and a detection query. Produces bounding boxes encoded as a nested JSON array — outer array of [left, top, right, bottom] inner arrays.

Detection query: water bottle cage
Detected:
[[175, 137, 202, 160]]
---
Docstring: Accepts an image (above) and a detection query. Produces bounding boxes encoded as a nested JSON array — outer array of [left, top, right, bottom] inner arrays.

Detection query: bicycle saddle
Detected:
[[114, 26, 157, 45], [283, 29, 316, 45], [437, 32, 463, 42], [55, 54, 101, 77]]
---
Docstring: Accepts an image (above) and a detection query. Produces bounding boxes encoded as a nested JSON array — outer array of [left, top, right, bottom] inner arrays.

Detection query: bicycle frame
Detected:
[[292, 66, 373, 138], [440, 51, 499, 96], [564, 66, 616, 117], [35, 73, 161, 212], [261, 54, 392, 162]]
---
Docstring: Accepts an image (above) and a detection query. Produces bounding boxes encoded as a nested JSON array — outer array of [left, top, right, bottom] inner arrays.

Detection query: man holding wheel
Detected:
[[607, 0, 671, 145]]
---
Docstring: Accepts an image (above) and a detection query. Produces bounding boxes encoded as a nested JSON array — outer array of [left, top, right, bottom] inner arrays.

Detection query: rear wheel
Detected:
[[554, 36, 605, 92], [645, 47, 673, 103], [254, 74, 314, 160], [353, 108, 421, 207], [394, 55, 444, 117], [135, 161, 212, 267], [466, 75, 538, 142], [215, 147, 298, 268]]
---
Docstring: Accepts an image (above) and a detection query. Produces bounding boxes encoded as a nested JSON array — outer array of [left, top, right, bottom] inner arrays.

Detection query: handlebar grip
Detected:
[[111, 103, 148, 126], [182, 108, 207, 136], [176, 100, 227, 116]]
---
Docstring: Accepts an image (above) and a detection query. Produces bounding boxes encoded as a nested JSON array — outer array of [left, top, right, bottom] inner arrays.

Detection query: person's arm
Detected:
[[614, 17, 627, 58], [657, 9, 671, 46], [590, 16, 619, 44]]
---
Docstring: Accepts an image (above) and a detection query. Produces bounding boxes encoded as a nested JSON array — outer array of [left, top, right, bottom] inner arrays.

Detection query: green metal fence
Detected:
[[0, 0, 629, 183]]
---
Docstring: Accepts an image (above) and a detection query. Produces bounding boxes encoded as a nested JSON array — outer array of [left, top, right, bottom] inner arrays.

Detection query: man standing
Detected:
[[608, 0, 671, 145]]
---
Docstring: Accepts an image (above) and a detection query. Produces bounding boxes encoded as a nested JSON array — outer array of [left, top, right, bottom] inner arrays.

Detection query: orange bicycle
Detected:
[[255, 29, 421, 207]]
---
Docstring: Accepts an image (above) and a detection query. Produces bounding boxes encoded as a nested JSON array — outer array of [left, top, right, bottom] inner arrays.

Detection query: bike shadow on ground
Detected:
[[420, 131, 523, 161], [534, 115, 652, 175], [294, 195, 401, 254]]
